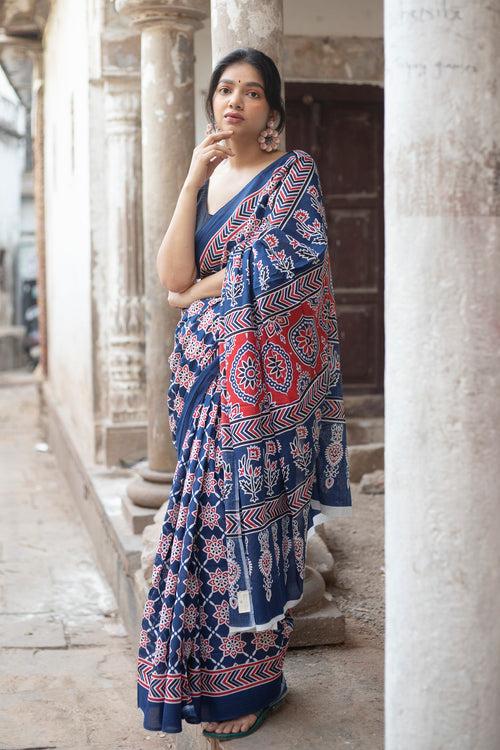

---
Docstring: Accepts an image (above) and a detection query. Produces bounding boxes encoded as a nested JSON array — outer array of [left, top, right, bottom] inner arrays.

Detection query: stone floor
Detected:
[[177, 483, 385, 750], [0, 370, 174, 750], [0, 369, 385, 749]]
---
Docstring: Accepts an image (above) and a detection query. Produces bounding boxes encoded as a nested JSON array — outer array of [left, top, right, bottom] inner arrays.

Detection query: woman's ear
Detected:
[[270, 109, 280, 127]]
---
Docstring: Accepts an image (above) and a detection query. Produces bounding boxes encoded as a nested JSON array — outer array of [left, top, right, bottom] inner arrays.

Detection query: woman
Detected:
[[137, 47, 352, 741]]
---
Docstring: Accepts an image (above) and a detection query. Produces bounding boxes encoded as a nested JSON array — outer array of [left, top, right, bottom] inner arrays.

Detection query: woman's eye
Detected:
[[218, 87, 259, 98]]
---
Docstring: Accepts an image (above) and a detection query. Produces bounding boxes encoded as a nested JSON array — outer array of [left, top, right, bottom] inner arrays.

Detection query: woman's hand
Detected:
[[167, 288, 194, 309], [167, 269, 226, 309], [183, 129, 235, 191]]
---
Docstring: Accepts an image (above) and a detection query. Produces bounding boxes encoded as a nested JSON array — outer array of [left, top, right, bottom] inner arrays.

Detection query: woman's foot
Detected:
[[203, 713, 257, 734]]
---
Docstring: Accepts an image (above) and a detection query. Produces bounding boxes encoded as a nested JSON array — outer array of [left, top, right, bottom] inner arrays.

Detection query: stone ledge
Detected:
[[42, 380, 144, 641], [102, 419, 148, 471], [0, 367, 38, 387], [0, 326, 30, 371]]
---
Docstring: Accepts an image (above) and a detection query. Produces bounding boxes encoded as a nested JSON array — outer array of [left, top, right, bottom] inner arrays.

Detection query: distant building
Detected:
[[0, 60, 35, 368]]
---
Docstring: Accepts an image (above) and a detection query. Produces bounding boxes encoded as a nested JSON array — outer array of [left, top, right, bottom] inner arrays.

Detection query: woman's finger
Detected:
[[202, 144, 234, 157], [201, 129, 234, 144]]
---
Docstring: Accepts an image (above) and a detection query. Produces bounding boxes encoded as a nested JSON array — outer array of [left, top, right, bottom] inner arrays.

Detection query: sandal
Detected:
[[202, 679, 288, 742]]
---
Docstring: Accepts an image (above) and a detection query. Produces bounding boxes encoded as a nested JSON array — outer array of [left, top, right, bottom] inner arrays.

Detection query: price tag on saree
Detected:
[[237, 589, 251, 613]]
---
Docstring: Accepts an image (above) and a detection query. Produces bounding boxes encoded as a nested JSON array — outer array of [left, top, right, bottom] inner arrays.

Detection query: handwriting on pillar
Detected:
[[396, 59, 478, 80], [399, 0, 463, 23], [394, 1, 477, 81]]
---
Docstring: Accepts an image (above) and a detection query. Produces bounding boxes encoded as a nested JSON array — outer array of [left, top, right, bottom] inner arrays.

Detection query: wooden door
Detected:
[[285, 82, 385, 394]]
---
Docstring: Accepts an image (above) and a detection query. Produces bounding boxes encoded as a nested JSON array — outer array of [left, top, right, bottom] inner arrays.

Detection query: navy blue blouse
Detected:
[[194, 182, 214, 278], [195, 181, 213, 234]]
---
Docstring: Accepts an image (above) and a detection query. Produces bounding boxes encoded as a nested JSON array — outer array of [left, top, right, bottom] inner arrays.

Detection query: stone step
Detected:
[[290, 598, 345, 647], [347, 416, 384, 445], [347, 442, 384, 483], [121, 492, 156, 535], [345, 393, 384, 418]]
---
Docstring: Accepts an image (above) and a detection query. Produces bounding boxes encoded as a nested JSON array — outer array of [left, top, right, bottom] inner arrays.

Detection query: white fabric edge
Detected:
[[228, 596, 303, 635], [228, 505, 352, 634], [309, 502, 353, 525], [307, 505, 352, 539]]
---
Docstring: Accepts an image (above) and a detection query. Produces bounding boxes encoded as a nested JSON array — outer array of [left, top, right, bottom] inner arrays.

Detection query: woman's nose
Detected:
[[229, 92, 244, 108]]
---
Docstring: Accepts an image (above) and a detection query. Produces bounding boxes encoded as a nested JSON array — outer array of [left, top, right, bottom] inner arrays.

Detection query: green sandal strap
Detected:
[[202, 691, 287, 742]]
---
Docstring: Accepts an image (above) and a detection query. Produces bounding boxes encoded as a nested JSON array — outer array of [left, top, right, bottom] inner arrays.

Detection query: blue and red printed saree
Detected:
[[137, 148, 352, 733]]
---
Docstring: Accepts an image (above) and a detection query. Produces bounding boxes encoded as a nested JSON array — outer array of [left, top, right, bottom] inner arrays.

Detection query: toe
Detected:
[[242, 714, 257, 731]]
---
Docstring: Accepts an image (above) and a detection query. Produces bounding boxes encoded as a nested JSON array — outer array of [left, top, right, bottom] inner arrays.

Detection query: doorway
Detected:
[[285, 82, 385, 394]]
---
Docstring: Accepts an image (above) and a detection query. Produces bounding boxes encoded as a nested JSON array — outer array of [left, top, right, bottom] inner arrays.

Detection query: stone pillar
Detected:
[[103, 73, 147, 462], [210, 0, 283, 74], [210, 0, 285, 147], [385, 3, 500, 748], [115, 0, 207, 507]]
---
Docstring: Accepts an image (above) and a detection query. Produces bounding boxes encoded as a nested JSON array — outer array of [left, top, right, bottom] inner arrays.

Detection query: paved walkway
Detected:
[[0, 371, 173, 750], [0, 370, 384, 749]]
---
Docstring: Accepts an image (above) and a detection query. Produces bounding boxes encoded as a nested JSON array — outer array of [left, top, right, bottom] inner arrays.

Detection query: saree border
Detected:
[[196, 150, 302, 274]]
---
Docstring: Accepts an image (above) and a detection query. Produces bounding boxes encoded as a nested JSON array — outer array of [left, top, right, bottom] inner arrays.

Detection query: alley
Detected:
[[0, 371, 173, 750]]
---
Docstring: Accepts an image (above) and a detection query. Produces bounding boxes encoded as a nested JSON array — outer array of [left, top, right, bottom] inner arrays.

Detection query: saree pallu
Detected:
[[137, 149, 352, 733]]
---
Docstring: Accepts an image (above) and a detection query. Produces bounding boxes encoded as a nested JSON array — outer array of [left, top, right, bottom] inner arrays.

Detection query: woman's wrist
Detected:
[[186, 281, 199, 304], [188, 270, 224, 302], [181, 180, 201, 196]]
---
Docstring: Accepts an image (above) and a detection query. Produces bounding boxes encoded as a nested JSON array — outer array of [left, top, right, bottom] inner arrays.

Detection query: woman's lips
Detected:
[[224, 114, 244, 122]]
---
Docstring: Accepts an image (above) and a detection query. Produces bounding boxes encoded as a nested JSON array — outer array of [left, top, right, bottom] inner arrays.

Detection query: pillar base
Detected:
[[126, 460, 175, 508]]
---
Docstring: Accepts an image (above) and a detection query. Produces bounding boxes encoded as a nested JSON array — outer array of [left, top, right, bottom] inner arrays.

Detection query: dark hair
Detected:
[[204, 47, 286, 133]]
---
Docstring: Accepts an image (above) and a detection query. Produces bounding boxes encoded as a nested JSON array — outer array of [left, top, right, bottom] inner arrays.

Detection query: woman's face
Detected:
[[211, 62, 276, 140]]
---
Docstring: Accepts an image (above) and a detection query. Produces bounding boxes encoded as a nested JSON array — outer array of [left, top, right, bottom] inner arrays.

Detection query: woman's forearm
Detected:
[[167, 267, 226, 310], [190, 268, 226, 300], [156, 181, 199, 293]]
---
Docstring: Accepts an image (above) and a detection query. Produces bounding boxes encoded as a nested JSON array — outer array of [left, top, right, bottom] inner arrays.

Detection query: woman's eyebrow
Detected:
[[219, 78, 264, 90]]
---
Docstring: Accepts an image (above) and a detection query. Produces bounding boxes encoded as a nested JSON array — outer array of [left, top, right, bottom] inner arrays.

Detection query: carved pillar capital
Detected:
[[103, 75, 141, 131], [114, 0, 207, 30]]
